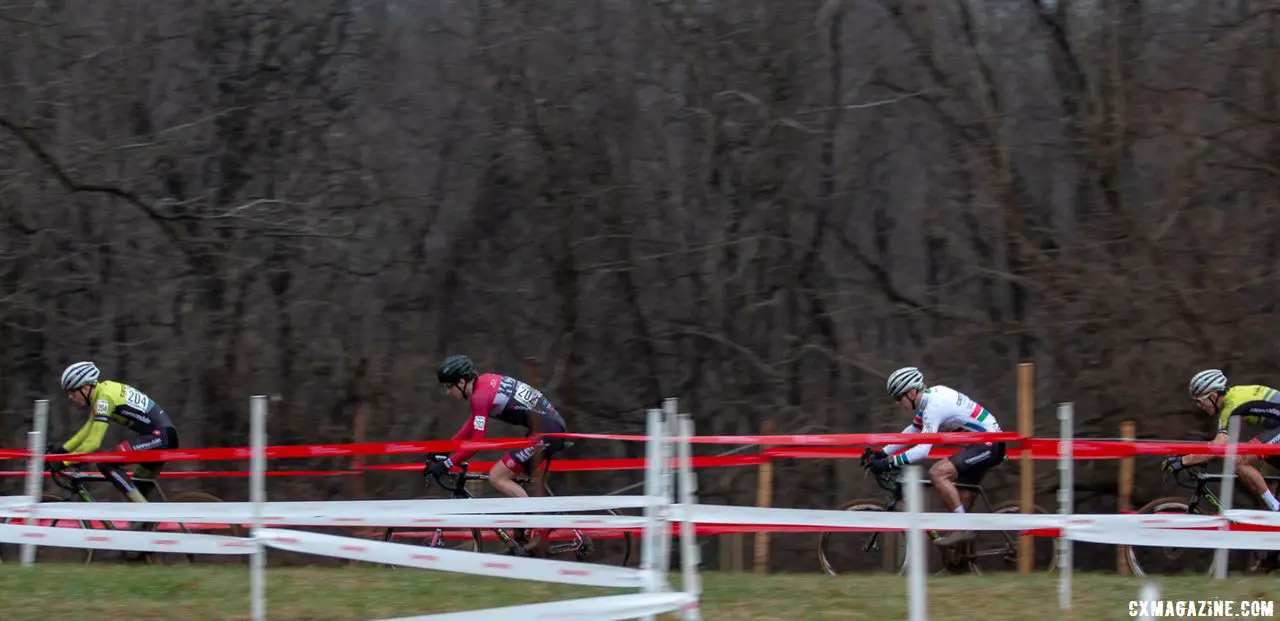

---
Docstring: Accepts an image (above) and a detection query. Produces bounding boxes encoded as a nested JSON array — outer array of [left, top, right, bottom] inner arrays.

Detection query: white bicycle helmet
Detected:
[[1189, 369, 1227, 399], [60, 361, 100, 392], [886, 367, 926, 399]]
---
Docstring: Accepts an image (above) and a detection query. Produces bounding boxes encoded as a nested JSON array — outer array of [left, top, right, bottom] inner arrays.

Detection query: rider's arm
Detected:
[[891, 415, 937, 466], [881, 422, 918, 456], [1182, 431, 1228, 467], [63, 397, 112, 454], [444, 400, 489, 467]]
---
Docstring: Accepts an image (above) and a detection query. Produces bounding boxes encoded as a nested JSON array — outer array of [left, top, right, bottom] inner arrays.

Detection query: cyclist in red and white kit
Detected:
[[427, 355, 568, 500], [865, 366, 1006, 546]]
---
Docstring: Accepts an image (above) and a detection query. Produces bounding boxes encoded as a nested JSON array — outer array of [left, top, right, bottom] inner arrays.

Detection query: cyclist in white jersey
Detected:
[[865, 367, 1007, 546]]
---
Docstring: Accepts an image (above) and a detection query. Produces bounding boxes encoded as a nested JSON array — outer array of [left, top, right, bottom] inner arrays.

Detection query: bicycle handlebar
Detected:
[[423, 453, 469, 494]]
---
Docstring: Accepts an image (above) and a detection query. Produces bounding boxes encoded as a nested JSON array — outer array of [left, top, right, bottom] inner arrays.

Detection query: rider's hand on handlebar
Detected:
[[424, 459, 452, 480], [868, 457, 896, 475], [1160, 455, 1186, 474]]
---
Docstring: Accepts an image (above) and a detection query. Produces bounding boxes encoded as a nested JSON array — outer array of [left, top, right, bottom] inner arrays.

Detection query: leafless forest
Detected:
[[3, 1, 1280, 570]]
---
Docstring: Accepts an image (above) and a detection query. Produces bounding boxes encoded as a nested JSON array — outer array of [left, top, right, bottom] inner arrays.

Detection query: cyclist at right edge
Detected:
[[1164, 369, 1280, 512]]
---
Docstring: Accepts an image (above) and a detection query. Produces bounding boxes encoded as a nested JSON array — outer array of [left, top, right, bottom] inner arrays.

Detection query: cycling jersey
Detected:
[[446, 373, 567, 466], [1216, 385, 1280, 433], [62, 380, 175, 454], [882, 385, 1002, 466]]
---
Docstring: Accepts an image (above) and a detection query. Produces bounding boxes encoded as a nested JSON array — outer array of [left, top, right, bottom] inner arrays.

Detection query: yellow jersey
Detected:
[[62, 380, 173, 454], [1216, 385, 1280, 433]]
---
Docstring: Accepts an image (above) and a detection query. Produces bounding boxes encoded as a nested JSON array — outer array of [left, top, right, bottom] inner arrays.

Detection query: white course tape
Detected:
[[0, 495, 658, 526], [0, 521, 255, 554], [1224, 509, 1280, 528], [367, 592, 696, 621], [679, 504, 1222, 531], [1068, 524, 1280, 550], [256, 528, 644, 589], [0, 495, 27, 510]]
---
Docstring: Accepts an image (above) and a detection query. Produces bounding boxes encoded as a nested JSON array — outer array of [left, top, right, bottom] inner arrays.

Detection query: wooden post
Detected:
[[719, 532, 744, 572], [346, 406, 368, 567], [1018, 362, 1035, 575], [350, 406, 367, 500], [1117, 420, 1136, 574], [753, 419, 775, 574]]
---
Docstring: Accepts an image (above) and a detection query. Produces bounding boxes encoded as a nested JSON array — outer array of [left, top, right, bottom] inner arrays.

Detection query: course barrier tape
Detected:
[[545, 431, 1021, 446], [0, 431, 1020, 464], [0, 495, 660, 525], [357, 454, 769, 473], [1067, 523, 1280, 550], [9, 433, 1280, 467], [365, 592, 697, 621], [255, 527, 645, 588], [0, 520, 256, 554], [9, 496, 1279, 534], [0, 469, 362, 478]]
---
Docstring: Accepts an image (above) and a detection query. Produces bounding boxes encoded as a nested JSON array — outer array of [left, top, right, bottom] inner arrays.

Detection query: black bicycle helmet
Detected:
[[438, 355, 476, 384]]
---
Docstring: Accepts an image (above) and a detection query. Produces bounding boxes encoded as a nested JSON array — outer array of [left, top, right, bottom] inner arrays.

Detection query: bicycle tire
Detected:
[[145, 491, 242, 566], [965, 500, 1058, 574], [561, 507, 635, 567], [1123, 496, 1239, 577], [817, 498, 903, 576], [0, 493, 97, 565]]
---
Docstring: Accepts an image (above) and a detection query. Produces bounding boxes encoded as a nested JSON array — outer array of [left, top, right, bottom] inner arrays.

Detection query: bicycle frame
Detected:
[[423, 455, 590, 557], [850, 468, 1031, 571], [45, 470, 168, 532], [1171, 466, 1280, 514]]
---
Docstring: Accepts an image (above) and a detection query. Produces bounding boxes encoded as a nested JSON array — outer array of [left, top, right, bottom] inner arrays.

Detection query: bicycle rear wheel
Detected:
[[548, 507, 634, 567], [146, 491, 243, 565]]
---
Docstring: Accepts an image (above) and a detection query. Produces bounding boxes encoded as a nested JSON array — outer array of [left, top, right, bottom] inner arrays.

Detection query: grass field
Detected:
[[0, 565, 1277, 620]]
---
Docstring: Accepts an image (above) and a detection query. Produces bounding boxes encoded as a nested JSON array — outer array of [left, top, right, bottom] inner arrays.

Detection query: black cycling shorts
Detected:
[[502, 420, 566, 475], [1253, 427, 1280, 470], [948, 441, 1006, 485]]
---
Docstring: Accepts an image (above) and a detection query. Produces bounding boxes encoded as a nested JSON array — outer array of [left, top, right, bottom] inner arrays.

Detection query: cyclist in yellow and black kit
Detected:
[[1163, 369, 1280, 512], [46, 361, 179, 503]]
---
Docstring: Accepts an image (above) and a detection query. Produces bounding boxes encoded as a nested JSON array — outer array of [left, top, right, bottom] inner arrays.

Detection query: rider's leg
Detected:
[[490, 458, 528, 499], [98, 463, 148, 503], [928, 460, 965, 512], [1243, 433, 1280, 510], [931, 442, 1005, 546]]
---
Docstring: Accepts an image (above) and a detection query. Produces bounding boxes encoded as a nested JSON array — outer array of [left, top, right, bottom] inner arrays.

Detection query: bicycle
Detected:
[[817, 454, 1058, 576], [0, 465, 238, 565], [377, 450, 634, 567], [1123, 462, 1280, 576]]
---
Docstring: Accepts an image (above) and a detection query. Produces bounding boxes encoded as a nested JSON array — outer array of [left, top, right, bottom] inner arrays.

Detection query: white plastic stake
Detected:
[[677, 413, 702, 621], [657, 398, 678, 580], [21, 399, 48, 566], [639, 407, 663, 621], [1057, 402, 1073, 609], [905, 464, 926, 621], [1138, 582, 1160, 620], [1214, 414, 1240, 579], [250, 395, 267, 621]]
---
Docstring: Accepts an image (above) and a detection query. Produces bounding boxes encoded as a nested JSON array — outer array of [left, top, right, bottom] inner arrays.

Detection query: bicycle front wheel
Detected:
[[1124, 497, 1226, 576], [0, 493, 96, 565], [817, 498, 902, 576], [966, 500, 1058, 574]]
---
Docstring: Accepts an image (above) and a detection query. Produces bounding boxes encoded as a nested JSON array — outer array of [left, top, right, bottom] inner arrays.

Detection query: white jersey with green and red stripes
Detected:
[[882, 385, 1001, 466]]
